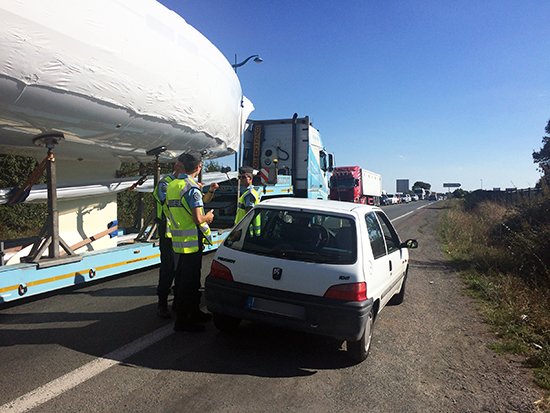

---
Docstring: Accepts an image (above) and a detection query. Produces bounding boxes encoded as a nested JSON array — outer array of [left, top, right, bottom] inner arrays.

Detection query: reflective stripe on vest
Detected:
[[166, 176, 212, 253]]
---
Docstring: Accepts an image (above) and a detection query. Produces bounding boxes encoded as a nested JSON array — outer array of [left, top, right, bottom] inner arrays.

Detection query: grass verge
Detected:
[[438, 191, 550, 410]]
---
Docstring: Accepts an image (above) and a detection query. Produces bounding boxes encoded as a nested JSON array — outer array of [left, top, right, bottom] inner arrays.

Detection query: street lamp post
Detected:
[[232, 54, 263, 73], [232, 54, 263, 170]]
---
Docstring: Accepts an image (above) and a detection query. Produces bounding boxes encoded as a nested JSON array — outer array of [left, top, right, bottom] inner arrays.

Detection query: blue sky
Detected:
[[159, 0, 548, 193]]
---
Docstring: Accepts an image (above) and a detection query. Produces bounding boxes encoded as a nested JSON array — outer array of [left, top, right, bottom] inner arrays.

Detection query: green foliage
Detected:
[[0, 157, 174, 239], [203, 160, 222, 172], [116, 162, 172, 229], [533, 119, 550, 191], [452, 188, 466, 198], [489, 186, 550, 288], [439, 194, 550, 391], [533, 119, 550, 173], [412, 181, 431, 190], [0, 154, 47, 240]]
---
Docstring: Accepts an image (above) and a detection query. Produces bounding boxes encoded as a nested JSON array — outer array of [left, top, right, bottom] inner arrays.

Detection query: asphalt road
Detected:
[[0, 200, 542, 412]]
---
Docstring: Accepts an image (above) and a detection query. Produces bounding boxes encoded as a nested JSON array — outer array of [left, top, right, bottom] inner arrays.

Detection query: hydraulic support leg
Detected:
[[134, 146, 166, 243], [21, 133, 82, 268]]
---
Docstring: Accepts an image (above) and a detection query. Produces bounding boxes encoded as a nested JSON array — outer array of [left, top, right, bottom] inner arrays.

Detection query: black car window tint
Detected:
[[365, 212, 386, 259], [375, 211, 400, 253]]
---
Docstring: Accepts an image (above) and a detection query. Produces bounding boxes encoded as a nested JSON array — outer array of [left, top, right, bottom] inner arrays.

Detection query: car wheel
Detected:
[[213, 313, 241, 333], [347, 307, 374, 362]]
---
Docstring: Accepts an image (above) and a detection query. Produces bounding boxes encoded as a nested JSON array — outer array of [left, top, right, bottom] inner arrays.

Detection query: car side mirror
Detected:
[[400, 239, 418, 249]]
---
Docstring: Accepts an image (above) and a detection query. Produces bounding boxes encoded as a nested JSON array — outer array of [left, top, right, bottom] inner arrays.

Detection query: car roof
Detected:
[[258, 197, 380, 214]]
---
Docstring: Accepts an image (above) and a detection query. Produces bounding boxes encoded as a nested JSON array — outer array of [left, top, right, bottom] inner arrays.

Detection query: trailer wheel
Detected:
[[18, 284, 28, 296]]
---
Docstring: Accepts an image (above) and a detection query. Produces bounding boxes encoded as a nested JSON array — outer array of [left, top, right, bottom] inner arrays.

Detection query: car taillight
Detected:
[[324, 282, 366, 301], [210, 260, 234, 281]]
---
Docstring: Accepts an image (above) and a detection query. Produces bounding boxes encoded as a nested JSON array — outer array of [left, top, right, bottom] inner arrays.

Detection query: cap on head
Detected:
[[239, 166, 254, 176], [178, 150, 202, 164]]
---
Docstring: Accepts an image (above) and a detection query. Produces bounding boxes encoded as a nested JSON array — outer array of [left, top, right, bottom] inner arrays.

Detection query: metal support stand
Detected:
[[21, 133, 82, 268], [134, 146, 166, 243]]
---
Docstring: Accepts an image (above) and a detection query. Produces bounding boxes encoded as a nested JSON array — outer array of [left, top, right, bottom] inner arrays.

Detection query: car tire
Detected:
[[388, 268, 407, 305], [347, 307, 374, 363], [213, 313, 241, 333]]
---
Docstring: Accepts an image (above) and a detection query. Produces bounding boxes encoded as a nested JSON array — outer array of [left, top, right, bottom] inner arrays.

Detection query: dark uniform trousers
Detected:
[[174, 249, 203, 323], [157, 219, 176, 307]]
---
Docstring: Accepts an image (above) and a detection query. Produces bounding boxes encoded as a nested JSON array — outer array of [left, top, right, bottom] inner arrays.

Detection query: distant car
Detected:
[[386, 194, 398, 205], [411, 194, 419, 201], [402, 194, 411, 203], [395, 194, 402, 204], [206, 198, 418, 362], [428, 193, 437, 201]]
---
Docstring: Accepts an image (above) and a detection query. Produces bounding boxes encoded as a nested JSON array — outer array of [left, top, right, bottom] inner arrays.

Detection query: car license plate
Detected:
[[247, 297, 305, 320]]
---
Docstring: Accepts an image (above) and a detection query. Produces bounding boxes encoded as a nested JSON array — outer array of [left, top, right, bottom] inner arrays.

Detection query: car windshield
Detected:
[[224, 207, 357, 264]]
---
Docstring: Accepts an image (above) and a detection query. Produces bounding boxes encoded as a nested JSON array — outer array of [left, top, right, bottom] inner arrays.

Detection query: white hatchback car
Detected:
[[205, 198, 418, 362]]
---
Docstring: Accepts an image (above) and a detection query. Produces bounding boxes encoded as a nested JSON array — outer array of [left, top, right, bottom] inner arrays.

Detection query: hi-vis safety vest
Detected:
[[152, 175, 175, 238], [153, 175, 175, 220], [166, 176, 212, 253], [235, 187, 260, 236]]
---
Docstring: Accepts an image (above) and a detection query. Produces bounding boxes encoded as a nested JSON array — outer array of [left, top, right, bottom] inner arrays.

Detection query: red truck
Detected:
[[329, 166, 382, 205]]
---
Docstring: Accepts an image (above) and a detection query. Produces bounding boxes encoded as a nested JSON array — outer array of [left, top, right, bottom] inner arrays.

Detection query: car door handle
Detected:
[[389, 260, 392, 271]]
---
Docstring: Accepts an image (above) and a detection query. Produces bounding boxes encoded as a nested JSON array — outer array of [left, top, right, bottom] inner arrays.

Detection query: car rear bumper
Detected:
[[205, 276, 373, 342]]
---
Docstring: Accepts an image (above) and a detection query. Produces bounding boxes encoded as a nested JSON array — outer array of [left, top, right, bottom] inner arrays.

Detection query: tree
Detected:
[[533, 119, 550, 184], [412, 181, 431, 190], [0, 154, 47, 239], [203, 160, 222, 172], [452, 188, 466, 198]]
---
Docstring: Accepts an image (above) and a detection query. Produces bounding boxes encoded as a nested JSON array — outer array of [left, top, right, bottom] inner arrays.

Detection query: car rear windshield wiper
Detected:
[[272, 249, 340, 263]]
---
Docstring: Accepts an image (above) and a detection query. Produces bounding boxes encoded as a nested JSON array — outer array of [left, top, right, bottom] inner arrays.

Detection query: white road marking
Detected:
[[391, 202, 432, 222], [0, 323, 174, 413]]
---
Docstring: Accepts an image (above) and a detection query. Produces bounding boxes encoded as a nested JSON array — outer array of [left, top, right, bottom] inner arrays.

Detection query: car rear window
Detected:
[[224, 207, 357, 264]]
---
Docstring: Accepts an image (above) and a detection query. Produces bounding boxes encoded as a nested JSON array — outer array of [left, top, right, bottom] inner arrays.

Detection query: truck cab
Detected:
[[241, 114, 333, 199]]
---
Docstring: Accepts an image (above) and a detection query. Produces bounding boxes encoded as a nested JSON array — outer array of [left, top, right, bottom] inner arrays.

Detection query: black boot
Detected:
[[157, 301, 171, 319]]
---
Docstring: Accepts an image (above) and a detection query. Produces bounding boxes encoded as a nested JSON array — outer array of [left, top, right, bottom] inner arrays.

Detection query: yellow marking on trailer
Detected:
[[0, 284, 19, 294], [1, 252, 161, 293], [28, 271, 87, 287], [95, 253, 161, 271]]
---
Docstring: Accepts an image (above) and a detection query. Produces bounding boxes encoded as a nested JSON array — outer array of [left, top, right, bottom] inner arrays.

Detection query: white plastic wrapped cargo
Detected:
[[0, 0, 253, 164], [0, 171, 239, 204]]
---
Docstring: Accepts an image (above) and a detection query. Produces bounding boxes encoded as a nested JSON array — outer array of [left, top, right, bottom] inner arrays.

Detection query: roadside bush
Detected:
[[439, 194, 550, 392], [490, 187, 550, 288]]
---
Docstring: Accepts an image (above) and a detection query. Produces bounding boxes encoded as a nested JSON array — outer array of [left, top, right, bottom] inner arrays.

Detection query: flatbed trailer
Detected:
[[0, 175, 299, 303], [0, 241, 160, 303]]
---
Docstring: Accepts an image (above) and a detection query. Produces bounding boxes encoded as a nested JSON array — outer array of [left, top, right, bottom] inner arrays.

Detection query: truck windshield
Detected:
[[224, 208, 357, 264], [330, 176, 355, 188]]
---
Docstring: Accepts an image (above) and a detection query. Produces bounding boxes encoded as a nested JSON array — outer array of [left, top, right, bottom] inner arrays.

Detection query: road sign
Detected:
[[443, 183, 461, 188]]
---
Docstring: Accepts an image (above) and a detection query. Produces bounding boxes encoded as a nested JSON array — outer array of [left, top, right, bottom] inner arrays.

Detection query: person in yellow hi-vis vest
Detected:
[[235, 166, 260, 236], [167, 150, 216, 332], [152, 162, 183, 319]]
